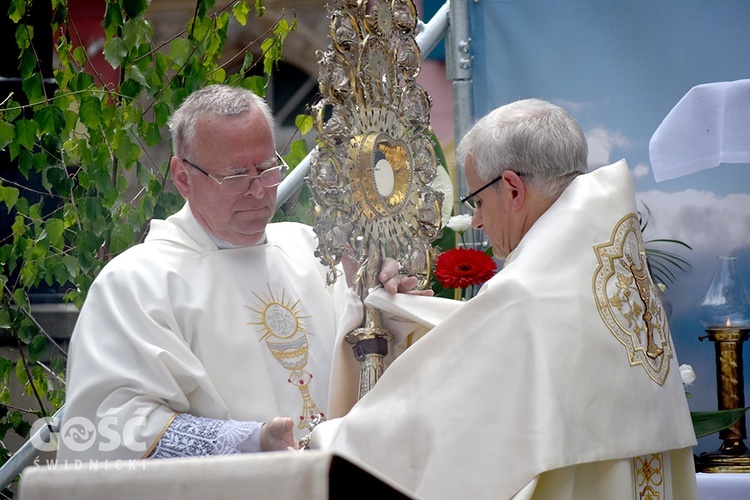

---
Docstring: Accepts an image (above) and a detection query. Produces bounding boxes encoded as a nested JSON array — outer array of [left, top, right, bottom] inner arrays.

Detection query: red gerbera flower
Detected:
[[434, 247, 497, 289]]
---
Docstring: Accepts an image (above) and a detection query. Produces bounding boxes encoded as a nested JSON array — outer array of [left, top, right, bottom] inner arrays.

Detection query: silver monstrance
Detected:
[[307, 0, 442, 399]]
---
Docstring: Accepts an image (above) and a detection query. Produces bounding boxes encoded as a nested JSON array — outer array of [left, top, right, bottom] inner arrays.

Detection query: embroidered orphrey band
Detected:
[[633, 452, 665, 500]]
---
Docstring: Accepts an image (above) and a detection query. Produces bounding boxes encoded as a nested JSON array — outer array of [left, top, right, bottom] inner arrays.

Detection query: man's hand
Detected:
[[379, 257, 434, 296], [260, 417, 297, 451]]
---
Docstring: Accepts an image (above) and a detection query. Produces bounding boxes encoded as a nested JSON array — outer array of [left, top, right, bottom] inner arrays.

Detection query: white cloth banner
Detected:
[[649, 79, 750, 182]]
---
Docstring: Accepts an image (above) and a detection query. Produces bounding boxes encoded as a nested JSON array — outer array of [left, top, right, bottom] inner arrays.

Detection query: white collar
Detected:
[[208, 231, 267, 249]]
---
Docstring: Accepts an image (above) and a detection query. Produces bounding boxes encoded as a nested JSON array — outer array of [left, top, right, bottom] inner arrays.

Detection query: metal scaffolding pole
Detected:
[[445, 0, 486, 295], [446, 0, 474, 214], [0, 407, 63, 490]]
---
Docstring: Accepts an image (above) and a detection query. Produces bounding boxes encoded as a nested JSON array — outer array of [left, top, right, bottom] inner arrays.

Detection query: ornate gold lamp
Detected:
[[695, 256, 750, 472], [307, 0, 442, 399]]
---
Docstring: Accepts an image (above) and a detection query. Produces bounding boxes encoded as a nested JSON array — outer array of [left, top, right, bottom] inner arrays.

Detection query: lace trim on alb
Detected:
[[148, 413, 261, 458]]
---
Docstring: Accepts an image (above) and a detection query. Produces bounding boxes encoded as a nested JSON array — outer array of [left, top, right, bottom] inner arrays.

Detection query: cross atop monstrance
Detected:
[[307, 0, 443, 399]]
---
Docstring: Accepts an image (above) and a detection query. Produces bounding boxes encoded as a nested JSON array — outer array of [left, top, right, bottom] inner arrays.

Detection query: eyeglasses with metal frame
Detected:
[[182, 153, 289, 194], [459, 170, 530, 213]]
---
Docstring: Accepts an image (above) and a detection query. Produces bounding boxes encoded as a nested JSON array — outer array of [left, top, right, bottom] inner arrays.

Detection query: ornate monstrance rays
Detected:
[[308, 0, 442, 399]]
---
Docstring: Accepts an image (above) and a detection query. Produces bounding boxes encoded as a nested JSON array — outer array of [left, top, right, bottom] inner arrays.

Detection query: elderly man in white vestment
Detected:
[[57, 85, 422, 461], [311, 99, 698, 499]]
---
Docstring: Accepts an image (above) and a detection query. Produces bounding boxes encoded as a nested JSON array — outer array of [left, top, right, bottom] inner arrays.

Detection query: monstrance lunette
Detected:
[[307, 0, 443, 399]]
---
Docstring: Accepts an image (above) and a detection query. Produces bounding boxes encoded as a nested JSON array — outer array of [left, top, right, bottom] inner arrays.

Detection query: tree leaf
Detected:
[[0, 186, 20, 210], [233, 0, 250, 26], [119, 79, 142, 100], [51, 3, 68, 27], [103, 1, 124, 38], [239, 75, 267, 98], [72, 45, 86, 67], [288, 138, 309, 167], [50, 355, 66, 378], [16, 149, 32, 175], [169, 37, 192, 67], [0, 308, 10, 330], [109, 219, 135, 255], [239, 51, 254, 75], [21, 72, 43, 104], [28, 335, 48, 364], [14, 119, 38, 151], [45, 218, 65, 250], [153, 100, 171, 128], [144, 121, 162, 147], [104, 37, 128, 69], [14, 23, 31, 51], [79, 96, 103, 129], [295, 114, 314, 135], [34, 106, 66, 136], [0, 121, 15, 151], [123, 0, 150, 20], [128, 65, 148, 86], [8, 0, 26, 23], [70, 71, 95, 92], [692, 408, 749, 438]]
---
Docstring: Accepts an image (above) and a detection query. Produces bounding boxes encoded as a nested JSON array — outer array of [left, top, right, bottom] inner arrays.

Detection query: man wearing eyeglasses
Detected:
[[58, 85, 422, 462], [311, 99, 697, 499]]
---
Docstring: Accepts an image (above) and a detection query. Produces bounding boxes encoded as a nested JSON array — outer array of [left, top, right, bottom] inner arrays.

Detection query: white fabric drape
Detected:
[[649, 79, 750, 182]]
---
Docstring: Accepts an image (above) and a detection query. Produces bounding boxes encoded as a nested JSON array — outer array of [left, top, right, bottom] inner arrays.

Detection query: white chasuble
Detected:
[[312, 161, 698, 500], [58, 203, 357, 461]]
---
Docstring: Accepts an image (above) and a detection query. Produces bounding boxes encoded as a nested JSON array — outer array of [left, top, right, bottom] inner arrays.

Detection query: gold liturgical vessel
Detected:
[[695, 256, 750, 472], [307, 0, 442, 400]]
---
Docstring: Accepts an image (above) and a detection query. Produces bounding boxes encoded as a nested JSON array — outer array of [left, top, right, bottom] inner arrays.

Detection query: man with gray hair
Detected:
[[455, 98, 588, 259], [312, 99, 698, 499], [58, 85, 419, 461]]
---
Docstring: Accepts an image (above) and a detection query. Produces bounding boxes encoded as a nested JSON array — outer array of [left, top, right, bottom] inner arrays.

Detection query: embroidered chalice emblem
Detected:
[[247, 287, 324, 429], [593, 214, 673, 385]]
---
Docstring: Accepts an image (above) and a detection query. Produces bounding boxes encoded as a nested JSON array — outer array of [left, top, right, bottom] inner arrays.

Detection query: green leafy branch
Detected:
[[640, 203, 692, 287], [692, 408, 749, 439]]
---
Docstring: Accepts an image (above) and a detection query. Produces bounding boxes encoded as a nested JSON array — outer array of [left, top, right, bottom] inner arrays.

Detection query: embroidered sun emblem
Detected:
[[593, 214, 673, 385], [246, 286, 324, 429]]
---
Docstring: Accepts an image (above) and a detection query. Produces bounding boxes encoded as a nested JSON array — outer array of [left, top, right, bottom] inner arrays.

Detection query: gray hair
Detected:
[[455, 98, 588, 198], [168, 84, 275, 159]]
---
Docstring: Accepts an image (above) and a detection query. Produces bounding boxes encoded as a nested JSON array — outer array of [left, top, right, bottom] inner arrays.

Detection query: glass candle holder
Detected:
[[695, 256, 750, 472], [699, 256, 750, 328]]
